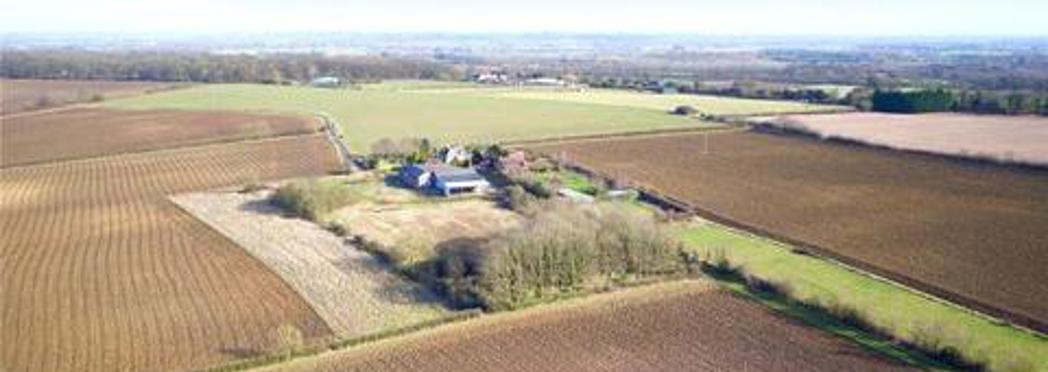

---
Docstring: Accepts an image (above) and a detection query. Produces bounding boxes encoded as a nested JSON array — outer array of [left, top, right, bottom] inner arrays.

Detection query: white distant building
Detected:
[[523, 78, 566, 86], [309, 77, 342, 88]]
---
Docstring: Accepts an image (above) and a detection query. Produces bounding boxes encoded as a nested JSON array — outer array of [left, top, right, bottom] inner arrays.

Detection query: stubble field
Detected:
[[528, 131, 1048, 332], [762, 112, 1048, 166], [268, 281, 914, 372], [0, 135, 341, 371], [1, 108, 319, 167]]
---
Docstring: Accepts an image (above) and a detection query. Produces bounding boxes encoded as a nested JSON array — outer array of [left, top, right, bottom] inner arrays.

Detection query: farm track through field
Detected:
[[529, 131, 1048, 333], [267, 281, 914, 372], [0, 134, 341, 371], [1, 108, 320, 168]]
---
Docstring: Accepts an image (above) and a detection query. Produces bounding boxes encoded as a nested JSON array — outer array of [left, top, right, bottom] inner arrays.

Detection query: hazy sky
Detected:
[[1, 0, 1046, 35]]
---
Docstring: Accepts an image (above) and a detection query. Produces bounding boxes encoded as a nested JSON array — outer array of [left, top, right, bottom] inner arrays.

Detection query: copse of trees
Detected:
[[0, 50, 462, 83], [870, 89, 1048, 115], [405, 199, 685, 310], [871, 89, 955, 113]]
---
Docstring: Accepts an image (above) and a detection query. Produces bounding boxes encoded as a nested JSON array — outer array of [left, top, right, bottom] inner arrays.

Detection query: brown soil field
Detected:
[[268, 281, 914, 372], [0, 79, 183, 115], [528, 131, 1048, 332], [0, 135, 341, 371], [1, 108, 319, 168], [762, 112, 1048, 166]]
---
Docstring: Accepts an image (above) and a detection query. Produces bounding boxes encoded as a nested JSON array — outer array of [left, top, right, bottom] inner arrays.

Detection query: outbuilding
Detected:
[[398, 163, 490, 196]]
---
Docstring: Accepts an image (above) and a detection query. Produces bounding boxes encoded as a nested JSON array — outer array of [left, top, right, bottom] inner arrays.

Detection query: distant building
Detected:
[[523, 78, 566, 87], [398, 163, 490, 196], [441, 146, 472, 165], [310, 77, 342, 88], [473, 73, 509, 84]]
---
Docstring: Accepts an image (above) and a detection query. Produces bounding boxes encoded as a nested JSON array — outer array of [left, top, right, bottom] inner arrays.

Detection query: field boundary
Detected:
[[555, 152, 1048, 335], [316, 112, 353, 172], [1, 131, 328, 171], [503, 123, 741, 147], [208, 309, 482, 371]]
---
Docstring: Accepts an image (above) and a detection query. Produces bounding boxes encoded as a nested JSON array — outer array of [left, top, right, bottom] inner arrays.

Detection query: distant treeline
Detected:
[[583, 77, 1048, 116], [0, 50, 462, 83], [872, 89, 1048, 115]]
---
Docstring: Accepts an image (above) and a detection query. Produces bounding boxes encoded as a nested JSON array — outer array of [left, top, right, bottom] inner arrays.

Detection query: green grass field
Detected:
[[673, 222, 1047, 371], [103, 83, 712, 152], [469, 87, 843, 116]]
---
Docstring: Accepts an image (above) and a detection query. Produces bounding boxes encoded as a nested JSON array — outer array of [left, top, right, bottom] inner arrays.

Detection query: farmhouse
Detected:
[[399, 163, 490, 196]]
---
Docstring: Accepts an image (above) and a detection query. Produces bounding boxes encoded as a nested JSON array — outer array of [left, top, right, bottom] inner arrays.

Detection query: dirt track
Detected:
[[0, 135, 340, 371], [1, 108, 318, 167], [529, 131, 1048, 332], [269, 281, 914, 372]]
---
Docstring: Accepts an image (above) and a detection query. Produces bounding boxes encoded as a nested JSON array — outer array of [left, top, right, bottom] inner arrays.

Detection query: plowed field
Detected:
[[0, 135, 340, 371], [1, 79, 182, 115], [1, 108, 318, 167], [528, 131, 1048, 332], [764, 112, 1048, 166], [269, 281, 914, 372]]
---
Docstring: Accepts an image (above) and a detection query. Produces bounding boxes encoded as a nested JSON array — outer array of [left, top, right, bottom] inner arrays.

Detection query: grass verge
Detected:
[[674, 221, 1047, 371]]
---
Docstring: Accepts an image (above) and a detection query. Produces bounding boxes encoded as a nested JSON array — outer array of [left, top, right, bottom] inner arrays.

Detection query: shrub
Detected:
[[500, 184, 537, 212], [239, 183, 268, 194], [324, 222, 348, 237], [904, 322, 985, 370], [701, 248, 742, 278], [744, 275, 792, 299], [271, 324, 304, 360], [271, 180, 355, 221], [518, 178, 552, 199], [672, 105, 699, 116]]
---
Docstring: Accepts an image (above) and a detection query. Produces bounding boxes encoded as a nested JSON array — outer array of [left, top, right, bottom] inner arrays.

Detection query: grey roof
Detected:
[[433, 167, 485, 183]]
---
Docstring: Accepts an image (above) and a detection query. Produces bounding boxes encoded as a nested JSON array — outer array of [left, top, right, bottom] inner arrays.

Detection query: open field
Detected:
[[674, 221, 1048, 371], [1, 108, 319, 167], [330, 189, 521, 253], [100, 83, 719, 151], [0, 78, 184, 115], [528, 131, 1048, 332], [266, 280, 914, 372], [0, 135, 340, 371], [468, 87, 844, 115], [761, 112, 1048, 166], [172, 189, 452, 339]]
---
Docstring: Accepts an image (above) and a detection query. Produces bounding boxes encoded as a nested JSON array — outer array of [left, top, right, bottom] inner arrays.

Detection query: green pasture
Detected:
[[471, 87, 843, 116], [103, 83, 712, 152], [672, 222, 1047, 371]]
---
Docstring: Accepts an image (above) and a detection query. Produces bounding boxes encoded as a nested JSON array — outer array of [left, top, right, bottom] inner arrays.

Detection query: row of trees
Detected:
[[871, 89, 1048, 115], [583, 77, 1048, 116], [0, 50, 462, 83]]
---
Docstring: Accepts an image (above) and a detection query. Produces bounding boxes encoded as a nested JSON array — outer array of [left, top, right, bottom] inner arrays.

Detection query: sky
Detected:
[[1, 0, 1046, 36]]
